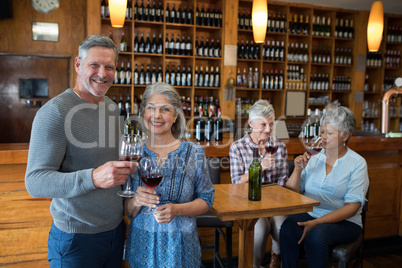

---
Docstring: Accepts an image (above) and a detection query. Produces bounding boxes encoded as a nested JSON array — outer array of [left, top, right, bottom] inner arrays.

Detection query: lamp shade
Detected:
[[367, 1, 384, 52], [252, 0, 268, 43], [109, 0, 127, 28]]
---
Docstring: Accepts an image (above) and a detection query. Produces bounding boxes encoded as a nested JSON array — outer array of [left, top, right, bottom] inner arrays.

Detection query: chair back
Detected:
[[207, 157, 221, 185]]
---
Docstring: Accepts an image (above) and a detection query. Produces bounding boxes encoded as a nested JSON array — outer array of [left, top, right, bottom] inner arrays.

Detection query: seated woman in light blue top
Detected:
[[123, 83, 215, 267], [280, 105, 369, 268]]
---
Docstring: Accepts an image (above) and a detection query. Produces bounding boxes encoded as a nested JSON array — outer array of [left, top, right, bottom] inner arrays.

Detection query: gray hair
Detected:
[[321, 106, 356, 140], [141, 82, 187, 139], [248, 99, 275, 122], [78, 34, 118, 65]]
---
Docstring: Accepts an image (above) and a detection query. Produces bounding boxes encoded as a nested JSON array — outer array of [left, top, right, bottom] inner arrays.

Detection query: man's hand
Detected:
[[92, 161, 137, 188]]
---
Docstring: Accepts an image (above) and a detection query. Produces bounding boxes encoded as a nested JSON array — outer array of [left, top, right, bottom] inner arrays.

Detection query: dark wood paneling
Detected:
[[0, 55, 69, 143]]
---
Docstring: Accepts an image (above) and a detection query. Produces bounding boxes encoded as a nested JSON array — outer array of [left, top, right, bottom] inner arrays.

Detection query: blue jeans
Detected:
[[280, 213, 362, 268], [48, 221, 125, 268]]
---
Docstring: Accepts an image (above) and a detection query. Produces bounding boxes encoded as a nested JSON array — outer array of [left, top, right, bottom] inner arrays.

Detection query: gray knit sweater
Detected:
[[25, 88, 123, 234]]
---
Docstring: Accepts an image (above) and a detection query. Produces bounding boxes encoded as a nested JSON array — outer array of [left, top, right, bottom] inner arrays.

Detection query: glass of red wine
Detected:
[[117, 134, 143, 198], [297, 136, 322, 168], [265, 136, 279, 155], [139, 156, 163, 214]]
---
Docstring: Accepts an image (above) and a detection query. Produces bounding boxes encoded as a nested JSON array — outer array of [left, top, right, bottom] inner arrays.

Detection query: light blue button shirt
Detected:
[[300, 148, 369, 228]]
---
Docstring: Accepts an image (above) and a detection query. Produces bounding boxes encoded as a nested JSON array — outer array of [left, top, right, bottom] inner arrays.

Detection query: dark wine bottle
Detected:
[[133, 64, 139, 84], [205, 108, 214, 141], [195, 108, 205, 141], [248, 147, 262, 201], [214, 108, 223, 141], [144, 32, 151, 53]]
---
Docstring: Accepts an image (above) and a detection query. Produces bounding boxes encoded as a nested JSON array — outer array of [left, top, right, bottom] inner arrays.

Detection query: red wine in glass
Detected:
[[307, 146, 322, 156], [141, 173, 163, 188], [265, 144, 278, 154], [119, 155, 131, 161], [131, 154, 142, 163]]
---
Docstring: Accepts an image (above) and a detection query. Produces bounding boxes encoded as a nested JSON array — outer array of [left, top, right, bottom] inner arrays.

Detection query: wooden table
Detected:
[[211, 184, 320, 268]]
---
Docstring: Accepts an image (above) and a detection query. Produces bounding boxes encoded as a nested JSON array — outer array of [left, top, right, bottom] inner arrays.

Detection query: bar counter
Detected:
[[1, 136, 402, 266]]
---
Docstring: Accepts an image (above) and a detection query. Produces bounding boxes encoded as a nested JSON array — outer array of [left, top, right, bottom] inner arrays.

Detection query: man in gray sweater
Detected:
[[25, 35, 136, 267]]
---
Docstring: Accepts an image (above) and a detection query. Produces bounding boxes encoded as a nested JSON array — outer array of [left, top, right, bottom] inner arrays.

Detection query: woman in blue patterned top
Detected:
[[229, 99, 288, 268], [280, 106, 369, 268], [123, 82, 215, 267]]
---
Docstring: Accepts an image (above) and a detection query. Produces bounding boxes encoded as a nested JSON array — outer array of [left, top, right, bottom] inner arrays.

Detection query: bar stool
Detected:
[[197, 157, 233, 268]]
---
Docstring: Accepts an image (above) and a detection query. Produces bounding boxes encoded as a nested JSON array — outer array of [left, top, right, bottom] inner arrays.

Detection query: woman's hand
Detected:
[[297, 219, 319, 244], [133, 186, 159, 209], [153, 203, 178, 224], [294, 152, 311, 170]]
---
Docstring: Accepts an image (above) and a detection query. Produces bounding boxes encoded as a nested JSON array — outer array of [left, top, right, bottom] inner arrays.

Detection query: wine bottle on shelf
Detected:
[[195, 108, 205, 141], [204, 66, 209, 87], [157, 65, 163, 82], [118, 94, 125, 116], [144, 0, 150, 21], [144, 33, 151, 53], [194, 66, 199, 87], [214, 67, 220, 87], [187, 66, 192, 86], [176, 4, 182, 24], [120, 31, 127, 52], [101, 0, 107, 18], [150, 33, 156, 53], [114, 63, 120, 84], [133, 64, 139, 84], [138, 0, 144, 20], [199, 66, 204, 86], [247, 67, 253, 89], [188, 6, 194, 25], [170, 3, 176, 23], [248, 147, 262, 201], [174, 34, 180, 55], [151, 65, 157, 84], [180, 35, 186, 55], [138, 32, 145, 53], [181, 66, 186, 86], [126, 0, 132, 19], [214, 108, 223, 141], [205, 108, 214, 141], [168, 33, 174, 54], [139, 64, 145, 85], [165, 64, 170, 84], [208, 66, 214, 87], [150, 1, 155, 21], [125, 62, 132, 84], [125, 94, 131, 115], [133, 32, 139, 53], [175, 65, 181, 86], [119, 62, 125, 84], [145, 65, 151, 85], [156, 1, 162, 22], [313, 109, 321, 137]]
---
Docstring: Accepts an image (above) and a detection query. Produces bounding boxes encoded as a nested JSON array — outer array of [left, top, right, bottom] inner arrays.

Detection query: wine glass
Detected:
[[117, 134, 143, 198], [139, 157, 163, 214], [265, 136, 279, 156], [297, 136, 322, 168]]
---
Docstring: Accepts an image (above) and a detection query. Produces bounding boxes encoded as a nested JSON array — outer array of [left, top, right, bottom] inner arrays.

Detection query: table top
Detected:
[[211, 184, 320, 222]]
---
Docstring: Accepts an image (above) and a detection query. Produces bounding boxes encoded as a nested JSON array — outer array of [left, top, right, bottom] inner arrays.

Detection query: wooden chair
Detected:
[[197, 157, 233, 268], [330, 189, 369, 268]]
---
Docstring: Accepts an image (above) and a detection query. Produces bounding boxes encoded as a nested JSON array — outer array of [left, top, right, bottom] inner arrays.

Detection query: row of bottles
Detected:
[[310, 73, 330, 91], [194, 96, 221, 117], [235, 98, 259, 117], [386, 25, 402, 43], [267, 12, 287, 33], [165, 34, 192, 55], [289, 14, 310, 35], [264, 40, 285, 61], [287, 43, 309, 63], [237, 9, 251, 30], [195, 37, 222, 57], [311, 46, 331, 64], [194, 108, 224, 141], [115, 94, 142, 116], [134, 32, 163, 54], [334, 47, 353, 65], [165, 3, 193, 24], [114, 62, 132, 84], [362, 100, 379, 118], [332, 76, 351, 91], [135, 0, 164, 22], [335, 18, 354, 39], [180, 96, 192, 117], [304, 108, 322, 138], [165, 65, 192, 87], [133, 64, 163, 85], [261, 69, 284, 90], [194, 66, 220, 88], [195, 4, 222, 27], [286, 65, 307, 90], [312, 16, 331, 37], [384, 76, 398, 92], [366, 51, 383, 67], [237, 40, 260, 60], [236, 67, 259, 89], [384, 49, 401, 69]]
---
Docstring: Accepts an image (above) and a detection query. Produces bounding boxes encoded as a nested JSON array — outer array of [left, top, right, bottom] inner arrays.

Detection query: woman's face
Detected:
[[320, 123, 349, 151], [248, 116, 274, 143], [143, 93, 178, 137]]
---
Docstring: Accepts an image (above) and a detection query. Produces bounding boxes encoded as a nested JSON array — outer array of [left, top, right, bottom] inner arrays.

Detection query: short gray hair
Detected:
[[78, 34, 118, 65], [141, 82, 187, 139], [321, 106, 356, 138], [248, 99, 275, 122]]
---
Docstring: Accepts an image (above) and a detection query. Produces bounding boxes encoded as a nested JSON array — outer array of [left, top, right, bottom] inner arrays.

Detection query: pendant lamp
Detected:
[[109, 0, 127, 28], [367, 1, 384, 52], [252, 0, 268, 43]]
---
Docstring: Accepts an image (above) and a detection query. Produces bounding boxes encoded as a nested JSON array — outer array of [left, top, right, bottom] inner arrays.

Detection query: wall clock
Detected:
[[31, 0, 60, 14]]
